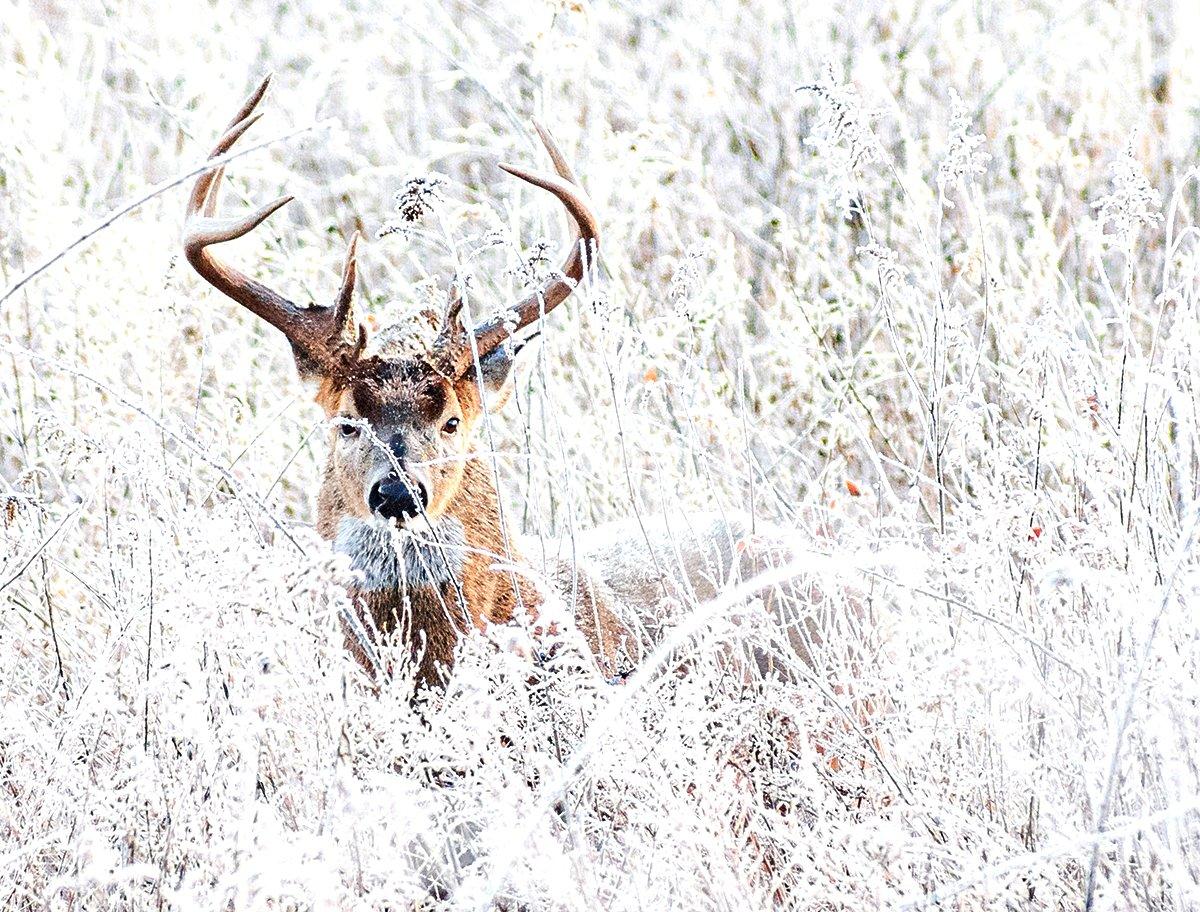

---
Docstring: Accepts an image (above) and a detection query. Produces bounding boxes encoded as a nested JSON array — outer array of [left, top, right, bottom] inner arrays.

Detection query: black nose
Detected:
[[368, 475, 429, 522]]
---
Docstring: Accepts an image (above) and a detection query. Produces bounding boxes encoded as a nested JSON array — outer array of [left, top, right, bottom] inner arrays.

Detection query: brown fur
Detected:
[[310, 356, 636, 686]]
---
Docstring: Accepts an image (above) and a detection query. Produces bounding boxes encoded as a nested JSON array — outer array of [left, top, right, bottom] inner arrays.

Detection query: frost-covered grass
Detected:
[[3, 1, 1200, 909]]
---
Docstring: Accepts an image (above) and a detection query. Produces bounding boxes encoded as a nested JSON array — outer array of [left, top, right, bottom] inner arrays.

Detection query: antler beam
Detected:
[[432, 123, 600, 379], [183, 76, 364, 377]]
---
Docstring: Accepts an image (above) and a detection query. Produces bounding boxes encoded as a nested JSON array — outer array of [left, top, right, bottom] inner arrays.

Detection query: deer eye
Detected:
[[442, 417, 460, 434], [338, 419, 361, 439]]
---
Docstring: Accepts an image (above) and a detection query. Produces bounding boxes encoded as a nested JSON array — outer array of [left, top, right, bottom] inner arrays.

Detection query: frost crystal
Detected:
[[937, 89, 990, 204], [667, 244, 708, 323], [1093, 144, 1162, 247], [857, 242, 907, 296], [797, 68, 881, 174], [510, 239, 554, 287], [378, 174, 447, 237]]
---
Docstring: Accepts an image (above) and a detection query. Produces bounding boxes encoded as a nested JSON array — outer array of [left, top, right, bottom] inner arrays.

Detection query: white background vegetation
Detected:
[[2, 0, 1200, 909]]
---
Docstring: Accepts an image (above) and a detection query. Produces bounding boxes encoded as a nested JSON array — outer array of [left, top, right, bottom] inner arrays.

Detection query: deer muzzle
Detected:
[[368, 474, 429, 523]]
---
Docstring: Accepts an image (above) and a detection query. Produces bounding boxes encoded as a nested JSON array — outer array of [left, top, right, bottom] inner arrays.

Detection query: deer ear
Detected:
[[461, 341, 521, 413], [478, 342, 517, 412]]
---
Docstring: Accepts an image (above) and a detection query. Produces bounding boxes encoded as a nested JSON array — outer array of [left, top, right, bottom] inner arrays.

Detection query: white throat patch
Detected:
[[334, 515, 468, 591]]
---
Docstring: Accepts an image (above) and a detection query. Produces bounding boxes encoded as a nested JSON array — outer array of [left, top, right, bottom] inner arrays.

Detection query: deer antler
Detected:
[[183, 76, 366, 378], [431, 123, 600, 379]]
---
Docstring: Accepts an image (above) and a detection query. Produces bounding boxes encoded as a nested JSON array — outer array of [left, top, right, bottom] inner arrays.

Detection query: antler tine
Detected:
[[333, 231, 360, 326], [331, 231, 368, 359], [434, 124, 599, 379], [531, 120, 581, 187], [222, 74, 272, 135], [187, 194, 294, 248], [185, 112, 263, 222], [201, 166, 225, 217], [182, 77, 364, 378]]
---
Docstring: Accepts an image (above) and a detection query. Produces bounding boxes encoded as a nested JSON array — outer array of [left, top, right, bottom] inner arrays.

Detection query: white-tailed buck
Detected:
[[183, 78, 817, 688]]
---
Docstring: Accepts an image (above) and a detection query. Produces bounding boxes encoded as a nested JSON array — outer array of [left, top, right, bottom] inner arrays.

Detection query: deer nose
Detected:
[[368, 475, 429, 522]]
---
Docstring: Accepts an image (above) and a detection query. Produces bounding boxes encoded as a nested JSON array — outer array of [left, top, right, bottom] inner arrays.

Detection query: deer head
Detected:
[[183, 77, 598, 539]]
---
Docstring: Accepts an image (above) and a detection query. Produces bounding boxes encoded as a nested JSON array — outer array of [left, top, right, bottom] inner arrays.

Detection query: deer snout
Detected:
[[368, 474, 429, 522]]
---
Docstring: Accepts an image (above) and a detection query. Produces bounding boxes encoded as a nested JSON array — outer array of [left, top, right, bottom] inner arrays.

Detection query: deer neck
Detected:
[[317, 451, 538, 683]]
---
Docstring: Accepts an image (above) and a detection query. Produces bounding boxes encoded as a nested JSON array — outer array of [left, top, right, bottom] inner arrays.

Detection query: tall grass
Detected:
[[2, 1, 1199, 908]]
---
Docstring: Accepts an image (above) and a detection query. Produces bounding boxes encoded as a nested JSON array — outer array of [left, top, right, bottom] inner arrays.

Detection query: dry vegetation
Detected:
[[3, 1, 1200, 909]]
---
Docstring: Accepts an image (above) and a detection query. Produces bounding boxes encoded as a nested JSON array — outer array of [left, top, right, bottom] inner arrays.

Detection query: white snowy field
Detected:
[[2, 1, 1200, 908]]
